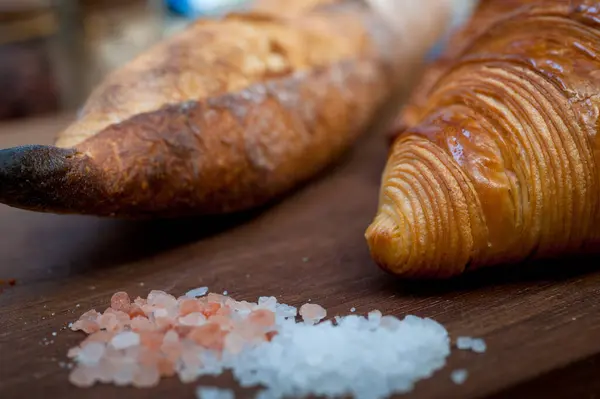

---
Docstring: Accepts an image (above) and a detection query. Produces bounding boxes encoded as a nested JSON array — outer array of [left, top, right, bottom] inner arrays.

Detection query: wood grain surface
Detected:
[[1, 114, 600, 399]]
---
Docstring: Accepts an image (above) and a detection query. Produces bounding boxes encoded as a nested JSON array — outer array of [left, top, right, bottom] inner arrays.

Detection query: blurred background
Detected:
[[0, 0, 250, 121]]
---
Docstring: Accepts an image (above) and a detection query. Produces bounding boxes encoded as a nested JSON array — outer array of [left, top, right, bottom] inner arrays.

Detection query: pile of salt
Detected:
[[67, 288, 452, 399]]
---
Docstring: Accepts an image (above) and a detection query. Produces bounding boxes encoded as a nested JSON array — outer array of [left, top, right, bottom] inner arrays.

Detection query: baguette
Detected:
[[366, 0, 600, 277], [0, 0, 455, 218]]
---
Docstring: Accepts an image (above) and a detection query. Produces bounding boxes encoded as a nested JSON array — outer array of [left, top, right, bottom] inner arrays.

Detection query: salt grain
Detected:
[[456, 336, 486, 353], [471, 338, 487, 353], [196, 386, 235, 399], [299, 303, 327, 324], [223, 291, 228, 296], [451, 369, 468, 385], [110, 332, 140, 350], [456, 336, 474, 350], [77, 342, 105, 365], [186, 287, 209, 298], [350, 307, 356, 313]]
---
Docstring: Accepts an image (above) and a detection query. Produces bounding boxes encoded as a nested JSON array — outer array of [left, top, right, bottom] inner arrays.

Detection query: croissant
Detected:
[[0, 0, 455, 218], [366, 0, 600, 277]]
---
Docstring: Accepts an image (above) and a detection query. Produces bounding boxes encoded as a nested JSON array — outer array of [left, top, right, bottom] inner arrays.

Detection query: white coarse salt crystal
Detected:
[[456, 336, 474, 350], [196, 386, 235, 399], [110, 331, 140, 350], [257, 296, 277, 311], [471, 338, 487, 353], [223, 291, 228, 296], [379, 315, 403, 331], [275, 303, 297, 318], [451, 369, 468, 385], [368, 310, 382, 324], [186, 287, 209, 298], [350, 307, 356, 313]]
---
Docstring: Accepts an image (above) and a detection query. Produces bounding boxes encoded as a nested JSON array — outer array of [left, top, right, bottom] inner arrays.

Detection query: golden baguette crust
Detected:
[[57, 11, 374, 148], [367, 0, 600, 277]]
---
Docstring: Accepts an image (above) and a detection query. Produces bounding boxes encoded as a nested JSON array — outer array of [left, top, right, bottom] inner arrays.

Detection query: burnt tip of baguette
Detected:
[[0, 145, 106, 214]]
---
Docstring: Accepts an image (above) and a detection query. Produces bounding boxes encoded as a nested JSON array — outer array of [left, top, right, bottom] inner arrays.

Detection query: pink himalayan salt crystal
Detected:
[[188, 323, 226, 350], [202, 303, 221, 318], [216, 305, 232, 317], [153, 309, 176, 330], [132, 366, 160, 388], [128, 304, 146, 318], [224, 332, 246, 354], [234, 319, 272, 342], [104, 308, 131, 326], [68, 289, 345, 390], [248, 309, 275, 328], [179, 312, 206, 327], [98, 313, 120, 332], [157, 357, 176, 377], [110, 292, 131, 313], [208, 315, 234, 331], [229, 299, 256, 315], [206, 293, 227, 304], [161, 330, 182, 361], [91, 359, 115, 384], [299, 303, 327, 324], [163, 330, 179, 345], [113, 363, 137, 386], [134, 297, 147, 307], [179, 299, 202, 316], [131, 316, 155, 332], [147, 290, 177, 308], [69, 365, 96, 387], [110, 331, 141, 350], [138, 347, 160, 367], [71, 310, 101, 334], [140, 331, 164, 350]]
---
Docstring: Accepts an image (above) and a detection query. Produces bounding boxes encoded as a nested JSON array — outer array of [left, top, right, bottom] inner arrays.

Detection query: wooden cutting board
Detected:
[[1, 114, 600, 399]]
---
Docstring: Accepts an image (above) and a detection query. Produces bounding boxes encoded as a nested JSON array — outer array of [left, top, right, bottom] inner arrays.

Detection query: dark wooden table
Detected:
[[1, 114, 600, 399]]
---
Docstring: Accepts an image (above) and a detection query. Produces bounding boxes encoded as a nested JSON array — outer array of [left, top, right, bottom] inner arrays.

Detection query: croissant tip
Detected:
[[365, 213, 406, 275], [366, 211, 466, 279]]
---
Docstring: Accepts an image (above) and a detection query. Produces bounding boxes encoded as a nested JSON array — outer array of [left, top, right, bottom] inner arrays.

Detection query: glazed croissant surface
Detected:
[[0, 0, 454, 218], [366, 0, 600, 277]]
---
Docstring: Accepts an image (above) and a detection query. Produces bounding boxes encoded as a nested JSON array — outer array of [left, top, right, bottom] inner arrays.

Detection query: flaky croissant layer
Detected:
[[366, 0, 600, 277]]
